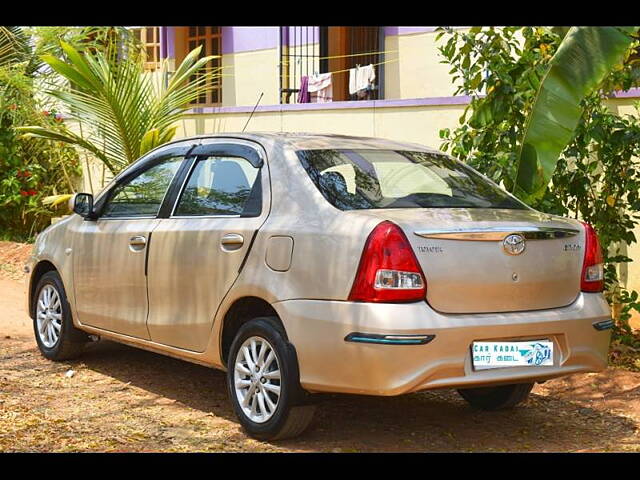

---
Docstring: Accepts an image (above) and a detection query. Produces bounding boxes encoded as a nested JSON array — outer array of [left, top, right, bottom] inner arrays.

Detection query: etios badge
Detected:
[[503, 234, 526, 256]]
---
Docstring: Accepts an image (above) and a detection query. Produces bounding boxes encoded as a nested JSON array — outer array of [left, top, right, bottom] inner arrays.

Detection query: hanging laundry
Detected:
[[349, 64, 376, 100], [297, 76, 310, 104], [308, 72, 333, 103]]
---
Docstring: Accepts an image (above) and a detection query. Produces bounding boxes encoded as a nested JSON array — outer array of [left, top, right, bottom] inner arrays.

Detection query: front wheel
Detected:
[[457, 382, 534, 410], [33, 271, 87, 361], [226, 317, 315, 440]]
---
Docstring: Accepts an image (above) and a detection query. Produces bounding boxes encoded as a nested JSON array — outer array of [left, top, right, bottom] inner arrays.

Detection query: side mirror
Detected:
[[69, 193, 94, 219]]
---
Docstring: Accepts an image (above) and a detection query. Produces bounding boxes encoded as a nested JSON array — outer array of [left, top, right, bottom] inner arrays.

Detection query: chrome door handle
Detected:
[[221, 233, 244, 247], [129, 235, 147, 247]]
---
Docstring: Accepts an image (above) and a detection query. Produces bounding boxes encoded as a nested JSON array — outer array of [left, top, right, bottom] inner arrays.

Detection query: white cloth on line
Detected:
[[349, 64, 376, 95], [308, 72, 333, 103]]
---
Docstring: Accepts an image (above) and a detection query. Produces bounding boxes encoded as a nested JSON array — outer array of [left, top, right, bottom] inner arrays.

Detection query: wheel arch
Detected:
[[219, 296, 286, 367], [28, 260, 59, 319]]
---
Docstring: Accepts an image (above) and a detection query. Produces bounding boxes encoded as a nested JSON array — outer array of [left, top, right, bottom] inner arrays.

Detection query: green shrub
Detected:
[[0, 65, 80, 241], [437, 26, 640, 341]]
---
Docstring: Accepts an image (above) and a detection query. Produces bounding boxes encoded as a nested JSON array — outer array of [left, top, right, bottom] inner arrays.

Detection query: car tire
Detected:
[[33, 271, 88, 361], [457, 382, 534, 410], [226, 316, 316, 440]]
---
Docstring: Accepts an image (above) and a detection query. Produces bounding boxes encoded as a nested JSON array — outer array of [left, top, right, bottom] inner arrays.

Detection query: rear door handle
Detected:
[[221, 233, 244, 249], [129, 235, 147, 248]]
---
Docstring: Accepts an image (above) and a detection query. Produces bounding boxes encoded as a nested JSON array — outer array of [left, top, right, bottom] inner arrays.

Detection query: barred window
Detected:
[[132, 27, 161, 72], [186, 26, 222, 106], [279, 26, 384, 104]]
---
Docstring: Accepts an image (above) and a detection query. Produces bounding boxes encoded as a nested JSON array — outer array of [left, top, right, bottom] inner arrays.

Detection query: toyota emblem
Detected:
[[503, 234, 526, 256]]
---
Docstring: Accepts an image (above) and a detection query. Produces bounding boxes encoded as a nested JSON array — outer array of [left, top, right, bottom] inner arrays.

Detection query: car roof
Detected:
[[180, 132, 441, 153]]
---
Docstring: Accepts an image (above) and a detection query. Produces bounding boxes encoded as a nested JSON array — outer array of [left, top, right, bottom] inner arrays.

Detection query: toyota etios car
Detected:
[[26, 133, 612, 440]]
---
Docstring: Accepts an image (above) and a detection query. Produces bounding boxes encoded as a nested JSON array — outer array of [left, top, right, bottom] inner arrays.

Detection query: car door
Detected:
[[146, 140, 269, 351], [72, 144, 194, 338]]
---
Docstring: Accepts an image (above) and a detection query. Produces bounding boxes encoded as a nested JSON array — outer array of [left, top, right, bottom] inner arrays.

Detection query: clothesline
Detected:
[[319, 57, 399, 76], [281, 49, 399, 63]]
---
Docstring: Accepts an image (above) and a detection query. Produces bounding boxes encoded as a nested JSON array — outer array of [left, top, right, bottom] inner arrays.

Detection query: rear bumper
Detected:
[[273, 293, 612, 396]]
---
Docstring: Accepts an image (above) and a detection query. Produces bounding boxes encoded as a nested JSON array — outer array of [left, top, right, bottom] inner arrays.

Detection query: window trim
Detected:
[[94, 144, 197, 220]]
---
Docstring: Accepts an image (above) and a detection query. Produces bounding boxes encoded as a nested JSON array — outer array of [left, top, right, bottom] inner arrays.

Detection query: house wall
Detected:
[[165, 27, 462, 107], [169, 27, 471, 148]]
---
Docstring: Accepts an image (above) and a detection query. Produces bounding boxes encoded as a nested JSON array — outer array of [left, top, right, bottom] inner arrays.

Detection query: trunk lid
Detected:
[[355, 208, 585, 313]]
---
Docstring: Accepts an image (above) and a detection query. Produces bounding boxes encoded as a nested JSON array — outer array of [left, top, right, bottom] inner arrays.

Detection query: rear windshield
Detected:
[[296, 149, 527, 210]]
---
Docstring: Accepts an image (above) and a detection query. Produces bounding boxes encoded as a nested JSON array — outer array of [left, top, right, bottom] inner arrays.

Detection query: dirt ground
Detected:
[[2, 243, 640, 452]]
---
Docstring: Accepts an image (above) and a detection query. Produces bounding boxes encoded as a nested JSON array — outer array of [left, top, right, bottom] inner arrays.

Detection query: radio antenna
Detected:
[[242, 92, 264, 132]]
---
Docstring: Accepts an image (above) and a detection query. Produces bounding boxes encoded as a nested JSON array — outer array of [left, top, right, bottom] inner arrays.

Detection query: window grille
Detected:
[[279, 26, 384, 104]]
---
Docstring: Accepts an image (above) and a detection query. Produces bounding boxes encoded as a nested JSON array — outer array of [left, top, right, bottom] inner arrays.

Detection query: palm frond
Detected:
[[30, 41, 220, 174], [0, 26, 31, 69]]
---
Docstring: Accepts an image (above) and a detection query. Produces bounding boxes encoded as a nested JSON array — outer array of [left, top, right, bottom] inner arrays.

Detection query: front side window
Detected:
[[296, 149, 527, 210], [174, 156, 260, 216], [101, 156, 184, 218]]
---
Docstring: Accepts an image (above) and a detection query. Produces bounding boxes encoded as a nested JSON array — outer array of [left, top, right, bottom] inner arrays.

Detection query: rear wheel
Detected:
[[226, 316, 315, 440], [457, 382, 534, 410], [33, 271, 87, 361]]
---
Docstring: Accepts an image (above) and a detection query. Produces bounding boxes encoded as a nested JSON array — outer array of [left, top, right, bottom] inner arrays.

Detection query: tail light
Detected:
[[580, 222, 604, 292], [349, 221, 426, 303]]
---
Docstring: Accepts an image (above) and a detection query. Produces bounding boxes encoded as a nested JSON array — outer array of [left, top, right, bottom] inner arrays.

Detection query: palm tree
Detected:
[[19, 40, 219, 175], [0, 27, 31, 70], [513, 26, 639, 202]]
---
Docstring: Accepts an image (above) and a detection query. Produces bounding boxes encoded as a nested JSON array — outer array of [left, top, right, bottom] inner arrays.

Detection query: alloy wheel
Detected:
[[36, 285, 62, 348], [233, 336, 282, 423]]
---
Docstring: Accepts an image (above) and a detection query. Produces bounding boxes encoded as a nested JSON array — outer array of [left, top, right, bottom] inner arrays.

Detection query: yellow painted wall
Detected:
[[384, 30, 464, 100], [222, 48, 280, 107], [174, 103, 466, 149]]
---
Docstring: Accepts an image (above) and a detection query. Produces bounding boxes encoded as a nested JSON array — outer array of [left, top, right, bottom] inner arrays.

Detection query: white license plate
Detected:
[[471, 340, 554, 370]]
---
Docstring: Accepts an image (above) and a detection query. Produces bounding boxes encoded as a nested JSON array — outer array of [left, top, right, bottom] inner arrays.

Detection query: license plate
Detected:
[[472, 340, 554, 370]]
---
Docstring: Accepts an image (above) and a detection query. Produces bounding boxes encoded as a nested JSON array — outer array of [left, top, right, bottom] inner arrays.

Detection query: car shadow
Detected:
[[69, 339, 637, 452]]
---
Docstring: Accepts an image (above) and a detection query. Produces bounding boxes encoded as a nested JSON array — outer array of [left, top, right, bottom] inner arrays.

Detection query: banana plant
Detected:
[[18, 40, 219, 175], [513, 26, 639, 202]]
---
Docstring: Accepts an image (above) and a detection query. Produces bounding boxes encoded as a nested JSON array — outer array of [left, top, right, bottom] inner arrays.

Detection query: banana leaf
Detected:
[[513, 26, 638, 202]]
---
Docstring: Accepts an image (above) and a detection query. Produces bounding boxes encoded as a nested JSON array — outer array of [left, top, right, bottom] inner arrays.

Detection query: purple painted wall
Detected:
[[188, 95, 475, 114], [220, 27, 320, 54], [284, 26, 320, 47], [612, 87, 640, 98], [159, 26, 167, 59], [384, 27, 437, 36], [166, 26, 176, 58], [221, 27, 279, 54]]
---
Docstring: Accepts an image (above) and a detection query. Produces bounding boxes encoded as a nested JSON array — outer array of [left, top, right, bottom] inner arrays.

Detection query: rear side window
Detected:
[[296, 149, 526, 210], [102, 155, 184, 218], [174, 155, 261, 216]]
